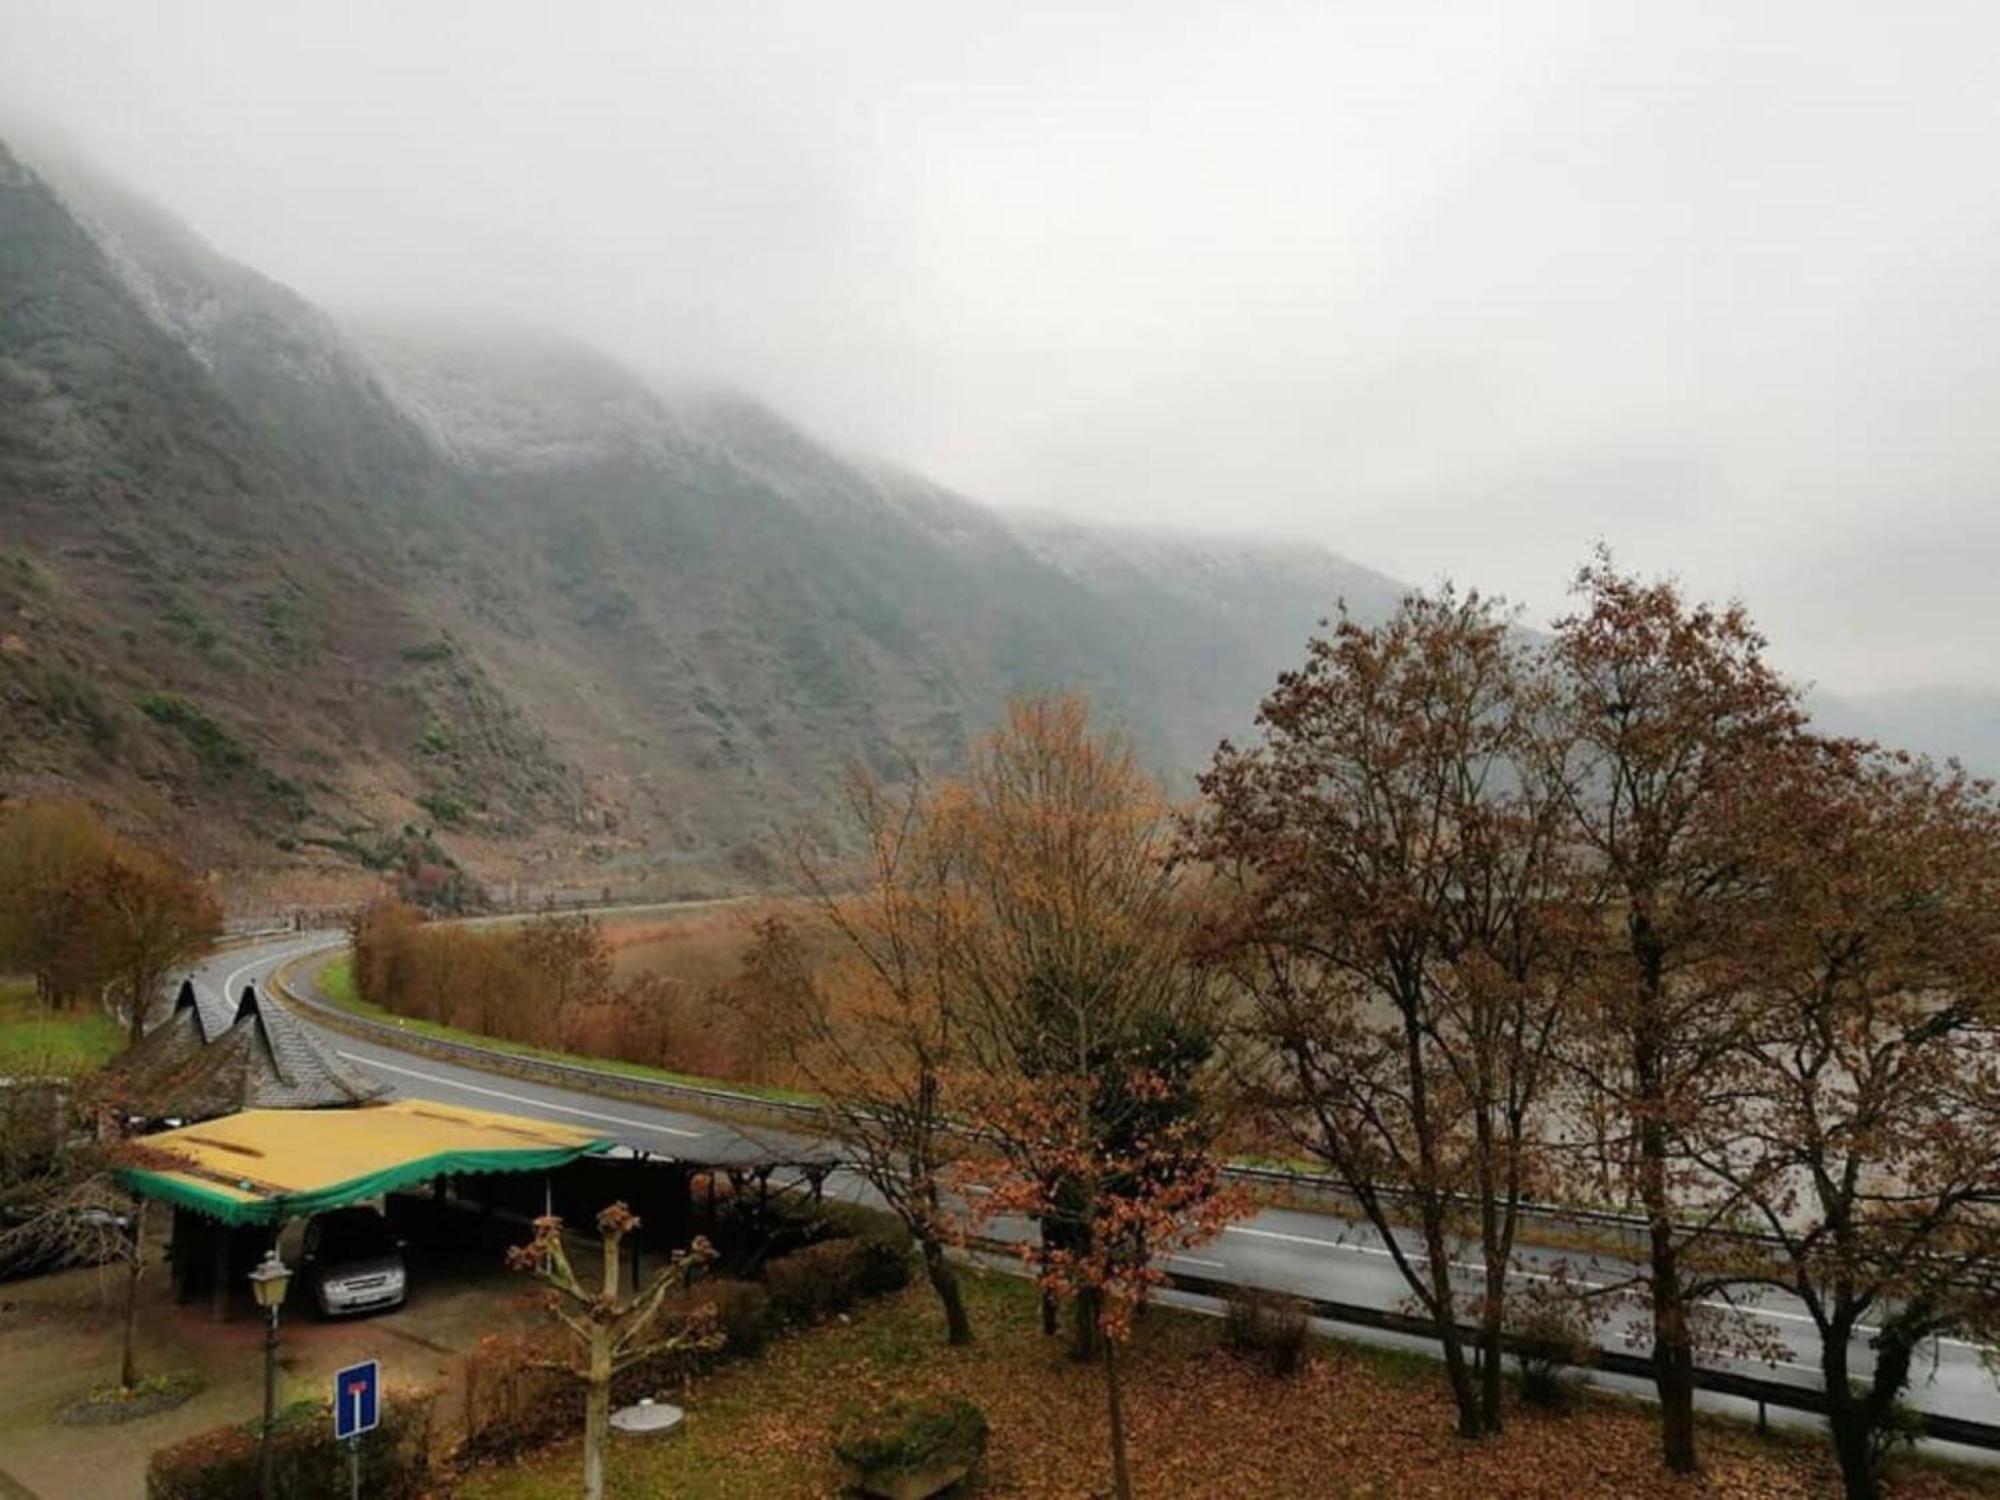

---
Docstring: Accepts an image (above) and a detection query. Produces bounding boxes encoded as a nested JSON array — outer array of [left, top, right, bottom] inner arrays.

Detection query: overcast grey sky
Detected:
[[4, 1, 1998, 694]]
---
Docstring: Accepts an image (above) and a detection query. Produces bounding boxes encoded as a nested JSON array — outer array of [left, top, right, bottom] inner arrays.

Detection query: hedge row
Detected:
[[146, 1393, 436, 1500]]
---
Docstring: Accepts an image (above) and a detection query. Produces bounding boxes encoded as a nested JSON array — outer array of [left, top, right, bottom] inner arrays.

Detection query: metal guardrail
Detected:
[[272, 956, 828, 1123], [274, 948, 1775, 1250]]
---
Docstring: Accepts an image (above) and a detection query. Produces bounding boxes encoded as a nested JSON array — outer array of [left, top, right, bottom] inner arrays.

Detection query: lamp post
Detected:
[[248, 1247, 292, 1500]]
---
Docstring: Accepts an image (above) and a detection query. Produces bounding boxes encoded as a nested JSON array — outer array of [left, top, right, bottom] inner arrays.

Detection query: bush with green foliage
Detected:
[[833, 1395, 989, 1493], [145, 1391, 435, 1499]]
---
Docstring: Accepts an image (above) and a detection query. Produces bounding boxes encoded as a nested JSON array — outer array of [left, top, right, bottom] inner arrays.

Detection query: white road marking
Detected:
[[1170, 1256, 1227, 1271], [335, 1053, 706, 1140]]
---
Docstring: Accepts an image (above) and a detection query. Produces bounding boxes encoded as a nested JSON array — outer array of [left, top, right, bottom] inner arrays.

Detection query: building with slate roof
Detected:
[[110, 979, 383, 1124]]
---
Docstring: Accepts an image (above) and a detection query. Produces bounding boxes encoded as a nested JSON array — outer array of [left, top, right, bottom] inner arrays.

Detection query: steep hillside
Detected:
[[0, 138, 1402, 894]]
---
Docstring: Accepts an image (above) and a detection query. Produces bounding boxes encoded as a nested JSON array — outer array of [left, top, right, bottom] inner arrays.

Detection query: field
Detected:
[[0, 975, 124, 1078], [451, 1268, 1998, 1500]]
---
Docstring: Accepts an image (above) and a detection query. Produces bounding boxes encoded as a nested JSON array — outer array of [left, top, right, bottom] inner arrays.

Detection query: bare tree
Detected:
[[780, 768, 974, 1345]]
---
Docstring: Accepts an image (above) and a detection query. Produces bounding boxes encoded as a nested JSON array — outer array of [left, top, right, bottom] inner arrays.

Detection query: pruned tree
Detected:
[[1694, 745, 2000, 1500], [507, 1204, 722, 1500], [1548, 552, 1809, 1473], [1189, 587, 1589, 1437], [779, 768, 974, 1345]]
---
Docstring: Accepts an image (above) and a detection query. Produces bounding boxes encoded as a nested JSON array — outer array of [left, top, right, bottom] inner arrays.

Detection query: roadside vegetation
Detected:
[[0, 799, 221, 1049], [345, 899, 824, 1089]]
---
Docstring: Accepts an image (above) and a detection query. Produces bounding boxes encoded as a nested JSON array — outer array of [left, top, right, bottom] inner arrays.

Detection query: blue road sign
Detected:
[[333, 1359, 380, 1441]]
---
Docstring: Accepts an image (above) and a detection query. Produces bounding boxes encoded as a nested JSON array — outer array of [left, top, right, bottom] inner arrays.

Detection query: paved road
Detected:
[[194, 933, 2000, 1453]]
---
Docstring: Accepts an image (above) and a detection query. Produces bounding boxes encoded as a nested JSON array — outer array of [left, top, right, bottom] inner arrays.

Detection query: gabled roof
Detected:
[[113, 980, 384, 1123]]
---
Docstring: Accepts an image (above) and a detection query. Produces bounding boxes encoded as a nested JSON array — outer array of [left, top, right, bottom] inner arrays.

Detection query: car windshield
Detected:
[[315, 1212, 394, 1260]]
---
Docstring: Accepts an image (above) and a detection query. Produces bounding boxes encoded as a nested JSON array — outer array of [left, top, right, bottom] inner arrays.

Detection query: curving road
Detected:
[[192, 933, 2000, 1459]]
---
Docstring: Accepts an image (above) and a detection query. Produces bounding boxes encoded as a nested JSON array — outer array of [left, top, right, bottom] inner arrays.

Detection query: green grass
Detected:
[[305, 957, 814, 1106], [0, 976, 125, 1077]]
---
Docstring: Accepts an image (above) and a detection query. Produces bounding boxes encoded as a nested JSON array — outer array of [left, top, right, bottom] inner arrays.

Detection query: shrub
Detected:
[[765, 1237, 877, 1324], [1510, 1296, 1592, 1409], [833, 1395, 988, 1493], [1223, 1287, 1312, 1377], [686, 1276, 771, 1360], [146, 1391, 436, 1499], [460, 1337, 579, 1463], [135, 693, 249, 771]]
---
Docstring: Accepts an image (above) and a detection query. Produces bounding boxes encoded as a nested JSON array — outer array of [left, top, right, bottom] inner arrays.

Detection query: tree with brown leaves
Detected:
[[1695, 746, 2000, 1500], [781, 769, 975, 1345], [1548, 553, 1811, 1473], [516, 911, 614, 1049], [83, 848, 221, 1047], [0, 800, 117, 1008], [940, 697, 1242, 1500], [506, 1203, 721, 1500], [1190, 587, 1589, 1438]]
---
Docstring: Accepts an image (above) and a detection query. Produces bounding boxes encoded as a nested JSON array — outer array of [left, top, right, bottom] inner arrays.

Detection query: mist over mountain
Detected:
[[0, 139, 1403, 892]]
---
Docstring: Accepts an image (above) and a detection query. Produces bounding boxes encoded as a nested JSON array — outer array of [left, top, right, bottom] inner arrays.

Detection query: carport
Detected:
[[118, 1099, 613, 1317]]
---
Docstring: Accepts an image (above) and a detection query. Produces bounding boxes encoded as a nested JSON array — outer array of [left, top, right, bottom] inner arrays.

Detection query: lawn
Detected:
[[0, 975, 124, 1078], [450, 1268, 1998, 1500]]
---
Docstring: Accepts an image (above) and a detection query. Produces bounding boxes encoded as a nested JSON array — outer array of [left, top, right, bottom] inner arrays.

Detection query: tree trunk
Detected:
[[1823, 1307, 1921, 1500], [1038, 1221, 1059, 1335], [119, 1201, 146, 1390], [1631, 941, 1697, 1475], [1438, 1317, 1482, 1439], [1104, 1334, 1133, 1500], [1477, 1309, 1504, 1435], [919, 1236, 973, 1346], [1821, 1331, 1880, 1500], [583, 1333, 611, 1500], [126, 973, 147, 1046], [1071, 1286, 1102, 1364]]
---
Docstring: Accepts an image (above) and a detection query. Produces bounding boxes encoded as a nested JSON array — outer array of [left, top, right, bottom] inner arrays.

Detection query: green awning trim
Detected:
[[119, 1138, 613, 1226]]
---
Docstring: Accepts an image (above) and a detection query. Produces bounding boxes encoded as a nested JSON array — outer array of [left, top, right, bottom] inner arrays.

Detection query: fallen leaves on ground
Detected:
[[453, 1271, 1999, 1500]]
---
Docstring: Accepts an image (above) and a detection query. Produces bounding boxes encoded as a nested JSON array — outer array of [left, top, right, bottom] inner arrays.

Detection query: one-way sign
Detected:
[[333, 1359, 380, 1441]]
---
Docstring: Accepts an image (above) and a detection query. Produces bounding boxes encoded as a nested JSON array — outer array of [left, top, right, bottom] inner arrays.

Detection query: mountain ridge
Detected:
[[0, 138, 1407, 898]]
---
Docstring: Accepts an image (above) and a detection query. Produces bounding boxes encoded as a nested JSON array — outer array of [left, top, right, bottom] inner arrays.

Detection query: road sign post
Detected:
[[332, 1359, 380, 1500]]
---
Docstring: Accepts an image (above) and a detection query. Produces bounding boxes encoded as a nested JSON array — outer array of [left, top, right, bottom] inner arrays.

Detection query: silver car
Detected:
[[301, 1207, 407, 1317]]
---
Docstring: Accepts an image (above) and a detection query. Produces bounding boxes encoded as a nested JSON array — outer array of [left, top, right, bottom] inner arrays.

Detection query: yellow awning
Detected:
[[120, 1098, 612, 1224]]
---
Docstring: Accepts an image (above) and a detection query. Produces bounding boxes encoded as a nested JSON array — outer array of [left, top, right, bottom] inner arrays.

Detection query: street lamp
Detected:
[[248, 1248, 292, 1500]]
